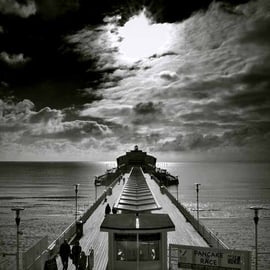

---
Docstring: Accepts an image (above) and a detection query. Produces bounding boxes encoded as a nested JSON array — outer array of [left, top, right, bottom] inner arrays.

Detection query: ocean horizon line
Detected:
[[0, 160, 269, 164]]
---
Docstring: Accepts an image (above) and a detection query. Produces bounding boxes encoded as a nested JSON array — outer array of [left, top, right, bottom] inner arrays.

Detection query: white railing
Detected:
[[152, 175, 229, 249], [22, 236, 48, 270], [23, 174, 122, 270]]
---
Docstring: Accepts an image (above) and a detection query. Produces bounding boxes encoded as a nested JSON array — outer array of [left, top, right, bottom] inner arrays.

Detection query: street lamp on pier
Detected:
[[249, 206, 265, 270], [11, 207, 24, 270], [194, 183, 201, 222], [74, 184, 80, 221], [176, 177, 179, 202], [94, 177, 98, 201]]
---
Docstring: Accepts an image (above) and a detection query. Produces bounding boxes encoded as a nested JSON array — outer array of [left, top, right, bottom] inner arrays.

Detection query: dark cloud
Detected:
[[158, 133, 221, 152], [131, 102, 164, 125], [35, 0, 79, 20], [222, 58, 270, 110], [222, 124, 270, 147], [0, 3, 104, 110], [157, 122, 270, 152], [133, 101, 162, 114], [79, 0, 249, 24], [2, 84, 103, 110], [224, 87, 270, 109], [238, 60, 270, 88], [240, 17, 270, 46]]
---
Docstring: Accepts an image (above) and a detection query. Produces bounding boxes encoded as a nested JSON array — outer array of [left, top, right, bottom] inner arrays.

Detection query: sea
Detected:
[[0, 161, 269, 269]]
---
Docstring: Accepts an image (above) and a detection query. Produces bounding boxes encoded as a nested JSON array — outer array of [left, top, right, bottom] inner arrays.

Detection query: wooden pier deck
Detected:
[[145, 174, 208, 247], [56, 172, 208, 270], [56, 177, 126, 270]]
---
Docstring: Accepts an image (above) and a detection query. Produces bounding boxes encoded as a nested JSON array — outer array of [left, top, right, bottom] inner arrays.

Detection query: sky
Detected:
[[0, 0, 270, 162]]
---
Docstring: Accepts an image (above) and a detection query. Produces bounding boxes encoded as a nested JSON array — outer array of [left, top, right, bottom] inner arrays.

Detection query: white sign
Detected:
[[169, 244, 251, 270]]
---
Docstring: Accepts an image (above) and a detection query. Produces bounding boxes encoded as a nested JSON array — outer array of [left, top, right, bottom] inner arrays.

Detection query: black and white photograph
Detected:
[[0, 0, 269, 269]]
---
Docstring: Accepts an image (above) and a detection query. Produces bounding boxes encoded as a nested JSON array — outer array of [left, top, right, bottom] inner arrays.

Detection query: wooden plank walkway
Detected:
[[56, 176, 127, 270], [145, 174, 208, 247], [56, 171, 207, 270]]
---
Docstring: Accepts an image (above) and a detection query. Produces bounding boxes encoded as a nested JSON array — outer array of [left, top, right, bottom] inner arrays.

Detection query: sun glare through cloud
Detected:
[[117, 9, 172, 62]]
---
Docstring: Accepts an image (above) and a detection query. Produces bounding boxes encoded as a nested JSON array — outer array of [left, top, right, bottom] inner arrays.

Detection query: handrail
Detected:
[[47, 174, 122, 257], [22, 174, 122, 270], [151, 174, 229, 249]]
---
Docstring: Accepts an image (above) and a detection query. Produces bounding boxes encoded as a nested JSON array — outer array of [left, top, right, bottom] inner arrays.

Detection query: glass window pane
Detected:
[[115, 233, 160, 261], [116, 241, 126, 261], [139, 240, 159, 261], [126, 241, 137, 261]]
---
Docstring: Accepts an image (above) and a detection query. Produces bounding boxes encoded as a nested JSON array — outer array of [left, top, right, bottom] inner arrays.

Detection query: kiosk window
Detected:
[[115, 233, 160, 261]]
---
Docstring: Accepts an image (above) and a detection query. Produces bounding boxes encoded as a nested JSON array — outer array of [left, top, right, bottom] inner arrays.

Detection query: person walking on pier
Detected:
[[71, 240, 82, 270], [44, 255, 58, 270], [78, 251, 87, 270], [59, 239, 71, 270], [112, 204, 117, 214], [105, 203, 111, 216]]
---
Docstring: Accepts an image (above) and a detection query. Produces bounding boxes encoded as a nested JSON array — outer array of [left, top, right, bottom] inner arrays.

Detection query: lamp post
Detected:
[[176, 177, 179, 202], [249, 206, 264, 270], [94, 176, 98, 201], [74, 184, 80, 221], [194, 183, 201, 222], [95, 183, 97, 202], [11, 207, 24, 270]]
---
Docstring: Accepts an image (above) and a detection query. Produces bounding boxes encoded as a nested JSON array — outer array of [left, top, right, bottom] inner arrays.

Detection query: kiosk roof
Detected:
[[100, 213, 175, 232]]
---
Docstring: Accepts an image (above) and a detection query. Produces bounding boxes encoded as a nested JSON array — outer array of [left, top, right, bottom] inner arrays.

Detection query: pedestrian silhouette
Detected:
[[59, 239, 70, 270], [78, 251, 87, 270], [112, 204, 117, 214], [44, 255, 58, 270], [88, 248, 94, 270], [105, 203, 111, 215], [71, 240, 82, 270]]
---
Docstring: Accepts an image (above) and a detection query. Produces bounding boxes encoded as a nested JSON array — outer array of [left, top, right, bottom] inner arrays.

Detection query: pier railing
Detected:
[[22, 236, 48, 270], [151, 175, 229, 250], [48, 174, 121, 256], [22, 175, 122, 270]]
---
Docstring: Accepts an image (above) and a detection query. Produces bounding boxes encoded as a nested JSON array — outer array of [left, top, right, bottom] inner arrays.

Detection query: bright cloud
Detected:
[[0, 52, 31, 66], [0, 0, 36, 18], [117, 9, 173, 61], [0, 99, 114, 160]]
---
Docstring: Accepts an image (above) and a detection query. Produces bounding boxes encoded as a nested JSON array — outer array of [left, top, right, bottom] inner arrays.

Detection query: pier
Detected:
[[22, 163, 252, 270], [7, 146, 252, 270], [51, 169, 213, 270]]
